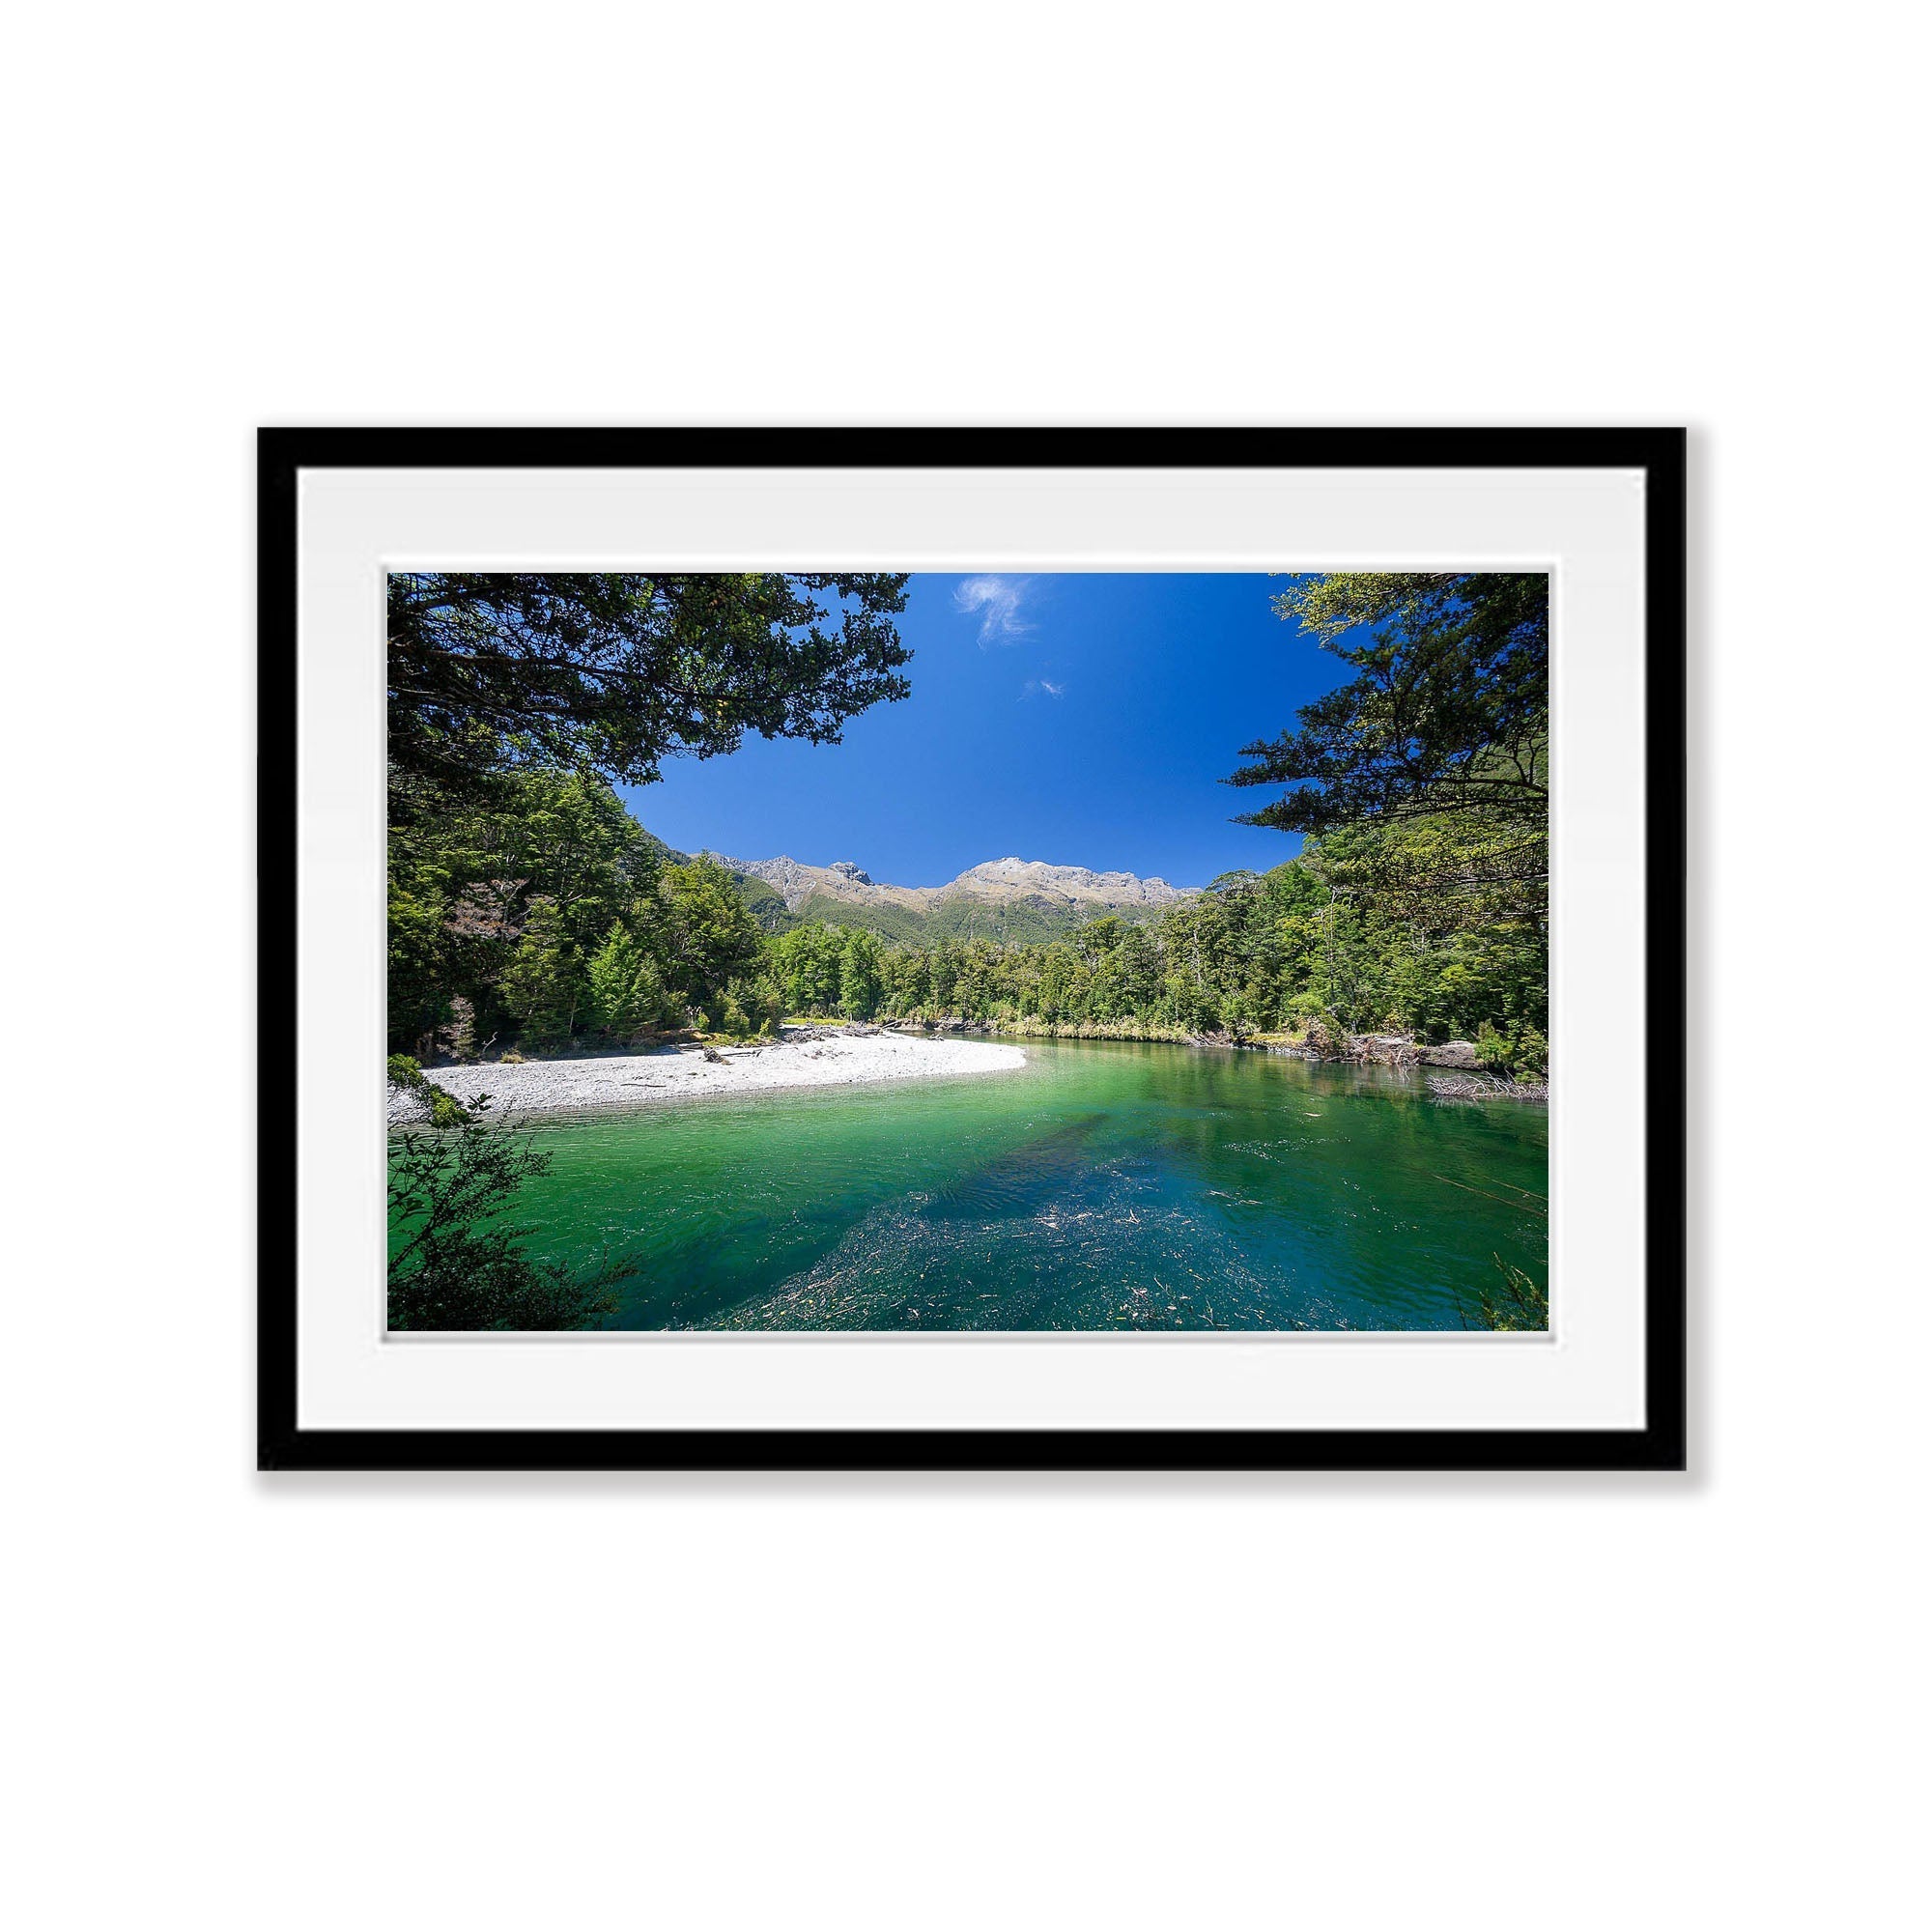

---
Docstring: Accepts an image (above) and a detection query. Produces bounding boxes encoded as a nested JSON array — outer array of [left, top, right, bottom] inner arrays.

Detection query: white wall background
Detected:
[[5, 4, 1925, 1927]]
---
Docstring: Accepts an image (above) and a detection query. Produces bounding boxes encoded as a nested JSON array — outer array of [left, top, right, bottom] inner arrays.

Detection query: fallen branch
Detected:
[[1426, 1071, 1548, 1103]]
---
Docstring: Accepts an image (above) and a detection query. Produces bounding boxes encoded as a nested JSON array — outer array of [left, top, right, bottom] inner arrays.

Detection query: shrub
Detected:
[[388, 1113, 620, 1330], [1303, 1009, 1349, 1058], [1512, 1028, 1549, 1079], [386, 1052, 469, 1126], [1474, 1019, 1513, 1073], [438, 992, 479, 1062]]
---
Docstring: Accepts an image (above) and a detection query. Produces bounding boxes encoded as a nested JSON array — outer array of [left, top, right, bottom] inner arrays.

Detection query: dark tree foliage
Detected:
[[1298, 813, 1548, 940], [388, 572, 913, 800], [388, 767, 793, 1055], [387, 767, 653, 1052], [388, 1110, 621, 1331], [1225, 573, 1548, 834]]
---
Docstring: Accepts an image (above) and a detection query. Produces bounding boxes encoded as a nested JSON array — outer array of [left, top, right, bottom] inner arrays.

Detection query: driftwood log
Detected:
[[1425, 1071, 1549, 1103]]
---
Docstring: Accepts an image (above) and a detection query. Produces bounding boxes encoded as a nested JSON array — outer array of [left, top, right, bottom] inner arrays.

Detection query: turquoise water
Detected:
[[408, 1038, 1548, 1331]]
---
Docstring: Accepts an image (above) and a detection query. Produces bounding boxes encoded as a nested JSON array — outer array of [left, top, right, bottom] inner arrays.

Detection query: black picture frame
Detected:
[[258, 427, 1686, 1473]]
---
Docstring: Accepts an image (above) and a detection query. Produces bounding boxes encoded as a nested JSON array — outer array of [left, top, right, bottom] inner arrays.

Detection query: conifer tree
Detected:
[[500, 906, 584, 1046], [587, 924, 673, 1040]]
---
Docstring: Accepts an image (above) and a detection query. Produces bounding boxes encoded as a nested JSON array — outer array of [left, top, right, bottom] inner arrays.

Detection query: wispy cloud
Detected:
[[1021, 677, 1065, 700], [954, 575, 1033, 646]]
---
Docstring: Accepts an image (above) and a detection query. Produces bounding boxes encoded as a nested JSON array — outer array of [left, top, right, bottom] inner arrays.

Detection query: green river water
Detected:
[[397, 1038, 1548, 1331]]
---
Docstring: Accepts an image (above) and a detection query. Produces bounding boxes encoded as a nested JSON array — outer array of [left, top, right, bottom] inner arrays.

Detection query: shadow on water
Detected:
[[920, 1112, 1112, 1223]]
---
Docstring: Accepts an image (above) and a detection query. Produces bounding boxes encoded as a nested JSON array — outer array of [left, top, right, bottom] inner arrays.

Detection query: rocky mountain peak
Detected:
[[951, 857, 1186, 905]]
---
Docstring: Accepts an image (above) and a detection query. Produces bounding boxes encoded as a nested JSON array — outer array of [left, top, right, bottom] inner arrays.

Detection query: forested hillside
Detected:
[[779, 885, 1172, 947], [704, 850, 1191, 946], [390, 770, 789, 1052]]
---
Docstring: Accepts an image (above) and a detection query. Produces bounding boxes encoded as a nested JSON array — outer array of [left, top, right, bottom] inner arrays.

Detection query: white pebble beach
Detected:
[[390, 1032, 1026, 1124]]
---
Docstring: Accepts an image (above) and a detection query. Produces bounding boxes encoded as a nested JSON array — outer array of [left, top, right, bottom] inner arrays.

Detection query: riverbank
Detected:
[[895, 1014, 1548, 1099], [901, 1012, 1497, 1069], [388, 1031, 1027, 1123]]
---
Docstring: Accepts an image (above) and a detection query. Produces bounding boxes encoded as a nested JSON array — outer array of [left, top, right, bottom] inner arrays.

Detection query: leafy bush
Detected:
[[1474, 1020, 1513, 1073], [1511, 1028, 1549, 1078], [388, 1112, 622, 1331], [386, 1053, 469, 1126], [1303, 1009, 1349, 1058]]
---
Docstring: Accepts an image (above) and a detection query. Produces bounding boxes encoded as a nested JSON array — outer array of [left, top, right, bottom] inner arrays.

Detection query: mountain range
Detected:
[[683, 846, 1199, 945]]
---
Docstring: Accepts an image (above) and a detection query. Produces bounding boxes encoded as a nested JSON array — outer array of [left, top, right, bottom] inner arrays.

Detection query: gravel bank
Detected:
[[402, 1032, 1027, 1120]]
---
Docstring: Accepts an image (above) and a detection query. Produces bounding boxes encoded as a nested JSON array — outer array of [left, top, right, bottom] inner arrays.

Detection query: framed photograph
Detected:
[[259, 427, 1685, 1471]]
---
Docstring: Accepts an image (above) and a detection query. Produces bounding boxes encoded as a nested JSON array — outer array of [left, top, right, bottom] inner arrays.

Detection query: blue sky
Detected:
[[621, 573, 1348, 889]]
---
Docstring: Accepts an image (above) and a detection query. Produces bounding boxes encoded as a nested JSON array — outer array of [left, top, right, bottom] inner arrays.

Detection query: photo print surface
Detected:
[[385, 571, 1548, 1333]]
